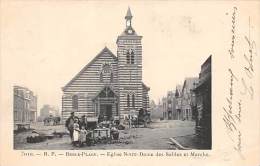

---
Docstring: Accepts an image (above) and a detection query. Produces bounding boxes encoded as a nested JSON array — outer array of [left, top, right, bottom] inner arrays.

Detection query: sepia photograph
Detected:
[[1, 1, 259, 166], [12, 6, 212, 150]]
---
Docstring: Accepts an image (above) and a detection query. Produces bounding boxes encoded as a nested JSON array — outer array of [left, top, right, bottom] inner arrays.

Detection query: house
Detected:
[[13, 86, 37, 127], [163, 91, 177, 120], [162, 97, 167, 119], [181, 77, 198, 120], [175, 85, 183, 120]]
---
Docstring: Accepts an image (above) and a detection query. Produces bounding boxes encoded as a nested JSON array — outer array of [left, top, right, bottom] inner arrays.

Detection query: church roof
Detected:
[[142, 82, 150, 91], [62, 47, 117, 91], [92, 86, 118, 100]]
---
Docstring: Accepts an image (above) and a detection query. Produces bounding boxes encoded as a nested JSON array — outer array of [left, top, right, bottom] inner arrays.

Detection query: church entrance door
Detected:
[[93, 86, 118, 121], [100, 104, 112, 120]]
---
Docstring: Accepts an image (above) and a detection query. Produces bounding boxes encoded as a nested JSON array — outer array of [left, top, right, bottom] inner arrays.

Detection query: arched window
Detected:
[[127, 94, 130, 107], [132, 94, 135, 108], [110, 72, 113, 82], [130, 50, 135, 64], [72, 95, 78, 110], [100, 72, 103, 82], [126, 50, 130, 64]]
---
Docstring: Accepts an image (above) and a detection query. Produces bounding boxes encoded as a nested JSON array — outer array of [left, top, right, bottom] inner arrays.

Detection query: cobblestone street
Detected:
[[14, 120, 200, 150]]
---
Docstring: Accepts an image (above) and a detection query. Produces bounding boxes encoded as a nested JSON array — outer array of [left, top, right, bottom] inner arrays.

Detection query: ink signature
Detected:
[[223, 9, 258, 160], [229, 7, 237, 59]]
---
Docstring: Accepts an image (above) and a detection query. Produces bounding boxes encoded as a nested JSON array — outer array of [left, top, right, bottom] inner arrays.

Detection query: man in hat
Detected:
[[65, 112, 75, 141]]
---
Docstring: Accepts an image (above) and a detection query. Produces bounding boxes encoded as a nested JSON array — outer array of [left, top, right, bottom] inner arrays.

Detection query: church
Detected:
[[61, 8, 150, 122]]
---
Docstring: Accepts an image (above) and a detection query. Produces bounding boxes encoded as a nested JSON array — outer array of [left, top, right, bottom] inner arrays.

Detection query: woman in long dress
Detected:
[[73, 119, 80, 146]]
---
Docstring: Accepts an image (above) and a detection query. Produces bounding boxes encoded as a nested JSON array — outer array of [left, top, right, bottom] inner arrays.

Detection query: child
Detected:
[[73, 118, 80, 146], [79, 126, 87, 147]]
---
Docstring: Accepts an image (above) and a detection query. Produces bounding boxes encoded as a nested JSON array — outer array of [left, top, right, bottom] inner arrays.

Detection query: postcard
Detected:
[[0, 1, 259, 166]]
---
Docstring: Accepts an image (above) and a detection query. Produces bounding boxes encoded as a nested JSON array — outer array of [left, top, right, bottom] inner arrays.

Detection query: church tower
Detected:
[[117, 7, 143, 117]]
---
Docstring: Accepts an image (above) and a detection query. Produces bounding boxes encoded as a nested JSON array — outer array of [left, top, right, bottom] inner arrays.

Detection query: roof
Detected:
[[125, 7, 133, 19], [201, 55, 212, 69], [62, 47, 117, 91], [14, 85, 29, 91], [120, 26, 138, 36], [142, 82, 150, 91], [176, 85, 182, 90], [92, 86, 118, 100], [182, 77, 199, 92], [167, 90, 175, 97]]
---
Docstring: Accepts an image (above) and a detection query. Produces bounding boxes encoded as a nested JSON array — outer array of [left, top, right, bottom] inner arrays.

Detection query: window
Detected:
[[18, 111, 21, 121], [110, 72, 113, 82], [103, 63, 110, 73], [126, 50, 130, 64], [72, 95, 78, 110], [126, 49, 135, 64], [132, 94, 135, 108], [127, 94, 130, 107], [100, 63, 114, 83], [100, 72, 103, 82], [130, 50, 135, 64]]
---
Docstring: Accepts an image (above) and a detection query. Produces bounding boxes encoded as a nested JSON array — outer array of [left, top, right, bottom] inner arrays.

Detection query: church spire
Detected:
[[125, 7, 133, 20], [118, 7, 137, 36], [125, 7, 133, 28]]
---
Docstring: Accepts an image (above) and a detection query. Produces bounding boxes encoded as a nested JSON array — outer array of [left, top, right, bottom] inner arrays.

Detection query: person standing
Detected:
[[73, 118, 80, 146], [65, 112, 75, 141], [79, 115, 87, 130], [79, 125, 87, 147]]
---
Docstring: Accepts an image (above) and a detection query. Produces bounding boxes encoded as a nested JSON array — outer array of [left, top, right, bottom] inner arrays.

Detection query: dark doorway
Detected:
[[100, 104, 112, 120]]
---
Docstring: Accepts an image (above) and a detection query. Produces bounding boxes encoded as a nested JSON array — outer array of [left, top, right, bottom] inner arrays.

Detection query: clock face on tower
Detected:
[[127, 29, 133, 34]]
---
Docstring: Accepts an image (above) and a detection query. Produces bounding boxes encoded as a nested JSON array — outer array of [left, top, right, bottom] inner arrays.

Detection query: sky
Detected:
[[1, 1, 234, 114]]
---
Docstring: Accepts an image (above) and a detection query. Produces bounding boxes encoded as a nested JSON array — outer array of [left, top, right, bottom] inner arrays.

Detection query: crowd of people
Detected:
[[65, 112, 119, 147], [65, 112, 89, 147], [65, 109, 150, 147]]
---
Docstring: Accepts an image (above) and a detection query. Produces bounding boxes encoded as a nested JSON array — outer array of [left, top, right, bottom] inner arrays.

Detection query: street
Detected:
[[14, 120, 201, 150]]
